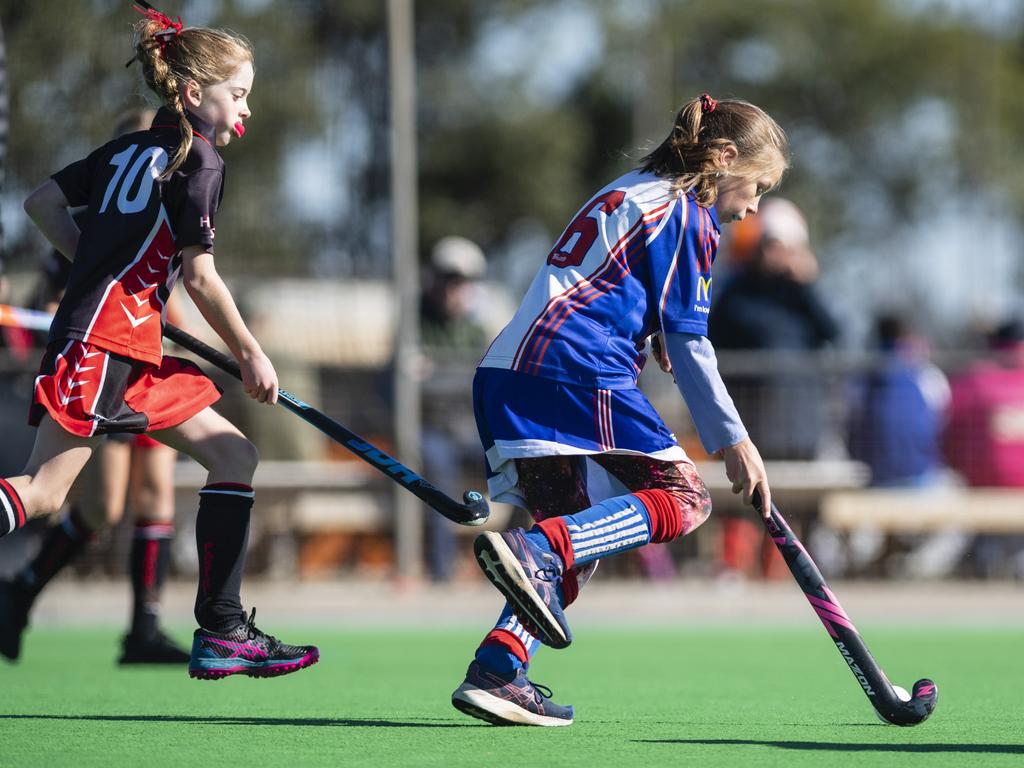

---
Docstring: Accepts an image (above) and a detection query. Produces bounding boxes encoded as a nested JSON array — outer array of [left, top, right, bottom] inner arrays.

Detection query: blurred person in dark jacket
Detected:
[[710, 197, 839, 460], [709, 198, 837, 580], [0, 18, 23, 356], [0, 17, 6, 289]]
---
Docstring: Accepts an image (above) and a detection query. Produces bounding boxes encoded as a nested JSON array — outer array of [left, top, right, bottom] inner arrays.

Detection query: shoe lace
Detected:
[[530, 680, 554, 703], [244, 607, 279, 646], [535, 564, 560, 583]]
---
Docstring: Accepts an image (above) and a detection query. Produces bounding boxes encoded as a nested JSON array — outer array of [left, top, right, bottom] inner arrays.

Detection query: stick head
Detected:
[[877, 679, 938, 726], [460, 491, 490, 526]]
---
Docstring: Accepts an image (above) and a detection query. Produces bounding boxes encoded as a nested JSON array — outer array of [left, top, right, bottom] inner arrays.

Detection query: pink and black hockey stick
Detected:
[[163, 323, 490, 527], [754, 491, 938, 726]]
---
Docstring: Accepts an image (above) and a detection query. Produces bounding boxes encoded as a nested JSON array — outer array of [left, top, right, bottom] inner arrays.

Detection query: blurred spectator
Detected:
[[0, 17, 6, 283], [419, 236, 489, 581], [709, 198, 837, 580], [945, 318, 1024, 578], [839, 314, 966, 578], [945, 318, 1024, 487], [848, 313, 949, 487], [710, 197, 839, 460], [421, 236, 489, 352], [0, 16, 36, 483], [0, 18, 26, 358], [31, 249, 73, 316]]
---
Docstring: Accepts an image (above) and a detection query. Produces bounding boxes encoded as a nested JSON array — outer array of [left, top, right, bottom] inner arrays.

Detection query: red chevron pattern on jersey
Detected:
[[82, 206, 180, 366]]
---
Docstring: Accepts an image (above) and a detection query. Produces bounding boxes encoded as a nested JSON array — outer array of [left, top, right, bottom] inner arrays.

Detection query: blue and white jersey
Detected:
[[480, 169, 720, 389]]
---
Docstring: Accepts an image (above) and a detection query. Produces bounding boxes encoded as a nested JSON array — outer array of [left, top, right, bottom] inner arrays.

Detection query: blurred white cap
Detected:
[[757, 198, 809, 247], [431, 236, 486, 279]]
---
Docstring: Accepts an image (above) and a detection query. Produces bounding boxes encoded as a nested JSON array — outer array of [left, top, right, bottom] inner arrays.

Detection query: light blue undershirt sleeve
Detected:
[[663, 331, 748, 455]]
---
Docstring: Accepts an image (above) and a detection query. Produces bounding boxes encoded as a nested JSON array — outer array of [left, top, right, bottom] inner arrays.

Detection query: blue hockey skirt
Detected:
[[473, 367, 690, 507]]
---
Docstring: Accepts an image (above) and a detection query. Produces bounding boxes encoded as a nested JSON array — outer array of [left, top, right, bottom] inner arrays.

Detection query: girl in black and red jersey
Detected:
[[0, 4, 318, 680], [0, 108, 194, 669]]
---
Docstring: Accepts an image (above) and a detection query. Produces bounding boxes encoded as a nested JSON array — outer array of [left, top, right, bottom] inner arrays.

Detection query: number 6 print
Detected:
[[546, 189, 625, 268]]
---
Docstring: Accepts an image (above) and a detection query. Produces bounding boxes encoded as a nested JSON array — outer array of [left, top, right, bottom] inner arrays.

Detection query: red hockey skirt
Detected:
[[30, 339, 222, 438], [105, 432, 164, 449]]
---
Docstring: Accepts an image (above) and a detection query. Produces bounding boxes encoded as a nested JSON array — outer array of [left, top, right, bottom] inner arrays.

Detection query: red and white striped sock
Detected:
[[0, 478, 27, 538]]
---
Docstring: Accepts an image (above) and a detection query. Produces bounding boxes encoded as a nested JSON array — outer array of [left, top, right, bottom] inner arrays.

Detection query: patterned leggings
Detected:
[[514, 454, 712, 597]]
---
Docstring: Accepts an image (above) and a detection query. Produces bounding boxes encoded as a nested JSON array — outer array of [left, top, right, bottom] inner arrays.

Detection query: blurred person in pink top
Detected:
[[945, 319, 1024, 488], [944, 318, 1024, 578]]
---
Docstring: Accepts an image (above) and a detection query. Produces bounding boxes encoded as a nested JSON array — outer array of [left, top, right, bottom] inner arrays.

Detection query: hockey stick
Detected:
[[753, 490, 938, 726], [163, 323, 490, 527], [0, 304, 54, 332], [0, 304, 490, 525]]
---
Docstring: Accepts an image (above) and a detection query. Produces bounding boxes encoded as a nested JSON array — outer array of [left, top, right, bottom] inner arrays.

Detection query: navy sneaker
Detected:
[[188, 608, 319, 680], [474, 529, 572, 649], [452, 661, 574, 726], [119, 628, 191, 665], [0, 580, 30, 662]]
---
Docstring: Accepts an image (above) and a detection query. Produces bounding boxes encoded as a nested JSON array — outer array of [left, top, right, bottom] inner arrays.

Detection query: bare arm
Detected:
[[24, 180, 79, 260], [180, 245, 278, 404]]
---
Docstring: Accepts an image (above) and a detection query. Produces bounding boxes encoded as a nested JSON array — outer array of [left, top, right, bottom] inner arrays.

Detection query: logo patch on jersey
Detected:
[[199, 214, 216, 238], [696, 275, 712, 303]]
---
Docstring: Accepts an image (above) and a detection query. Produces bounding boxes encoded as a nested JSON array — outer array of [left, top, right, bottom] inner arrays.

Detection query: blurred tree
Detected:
[[0, 0, 389, 276], [1, 0, 1022, 320], [414, 0, 1024, 330]]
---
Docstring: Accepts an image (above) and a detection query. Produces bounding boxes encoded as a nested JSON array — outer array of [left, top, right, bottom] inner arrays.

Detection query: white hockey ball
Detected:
[[875, 685, 912, 724]]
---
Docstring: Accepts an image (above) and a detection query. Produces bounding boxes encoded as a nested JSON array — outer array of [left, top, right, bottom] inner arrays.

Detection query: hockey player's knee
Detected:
[[211, 436, 259, 482], [670, 462, 713, 537], [684, 480, 713, 535], [634, 477, 711, 544]]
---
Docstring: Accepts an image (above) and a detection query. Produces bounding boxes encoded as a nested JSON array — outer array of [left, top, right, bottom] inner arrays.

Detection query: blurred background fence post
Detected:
[[388, 0, 423, 580]]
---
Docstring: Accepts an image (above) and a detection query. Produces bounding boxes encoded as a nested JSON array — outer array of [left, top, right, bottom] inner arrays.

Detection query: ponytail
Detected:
[[133, 17, 192, 177], [640, 93, 789, 206], [130, 6, 252, 178]]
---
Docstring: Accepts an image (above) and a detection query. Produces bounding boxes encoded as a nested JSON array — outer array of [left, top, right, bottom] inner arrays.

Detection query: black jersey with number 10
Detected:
[[48, 107, 224, 366]]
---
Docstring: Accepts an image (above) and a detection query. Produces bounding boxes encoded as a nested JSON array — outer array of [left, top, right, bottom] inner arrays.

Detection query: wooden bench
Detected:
[[173, 458, 869, 530], [694, 460, 871, 512], [821, 489, 1024, 533]]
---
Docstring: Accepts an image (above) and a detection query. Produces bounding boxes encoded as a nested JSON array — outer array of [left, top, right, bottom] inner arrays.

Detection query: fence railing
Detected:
[[0, 346, 1019, 582]]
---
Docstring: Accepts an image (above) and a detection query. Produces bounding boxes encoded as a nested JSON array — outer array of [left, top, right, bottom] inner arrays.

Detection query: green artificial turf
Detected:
[[2, 627, 1022, 767]]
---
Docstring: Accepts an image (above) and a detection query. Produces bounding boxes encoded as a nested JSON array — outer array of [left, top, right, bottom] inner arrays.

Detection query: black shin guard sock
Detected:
[[129, 522, 174, 638], [194, 484, 254, 634], [15, 507, 93, 603]]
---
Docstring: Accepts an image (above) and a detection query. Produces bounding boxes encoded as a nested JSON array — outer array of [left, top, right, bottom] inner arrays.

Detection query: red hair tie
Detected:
[[134, 1, 183, 57], [700, 92, 718, 114]]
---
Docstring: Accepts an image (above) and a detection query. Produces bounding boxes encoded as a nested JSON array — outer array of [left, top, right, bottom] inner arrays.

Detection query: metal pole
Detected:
[[387, 0, 423, 580]]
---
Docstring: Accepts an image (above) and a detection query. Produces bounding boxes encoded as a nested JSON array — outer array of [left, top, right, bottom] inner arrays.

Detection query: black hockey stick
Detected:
[[163, 323, 490, 527], [753, 491, 938, 726]]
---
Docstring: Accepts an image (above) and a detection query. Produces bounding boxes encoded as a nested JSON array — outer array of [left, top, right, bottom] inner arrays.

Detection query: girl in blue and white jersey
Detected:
[[453, 93, 789, 727]]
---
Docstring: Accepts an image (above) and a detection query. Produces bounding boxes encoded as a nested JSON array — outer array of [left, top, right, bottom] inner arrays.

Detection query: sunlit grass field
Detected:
[[2, 627, 1022, 767]]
